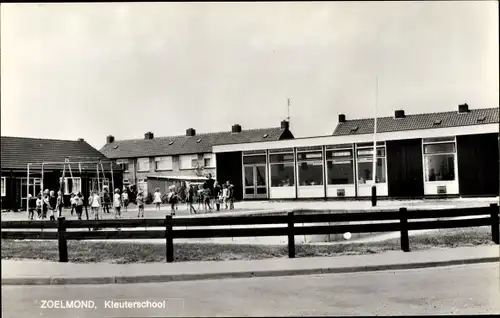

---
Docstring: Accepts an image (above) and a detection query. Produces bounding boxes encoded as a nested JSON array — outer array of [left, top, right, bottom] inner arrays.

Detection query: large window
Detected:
[[1, 177, 6, 197], [155, 156, 173, 171], [137, 158, 150, 172], [423, 137, 456, 182], [117, 159, 129, 172], [326, 146, 354, 185], [59, 177, 81, 194], [356, 142, 387, 184], [269, 150, 295, 187], [179, 154, 198, 170], [297, 148, 324, 186]]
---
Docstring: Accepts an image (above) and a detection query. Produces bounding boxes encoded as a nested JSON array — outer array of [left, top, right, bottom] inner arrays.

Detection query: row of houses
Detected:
[[1, 104, 498, 211]]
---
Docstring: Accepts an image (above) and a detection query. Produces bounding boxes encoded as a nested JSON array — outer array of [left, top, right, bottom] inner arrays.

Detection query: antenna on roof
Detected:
[[287, 98, 291, 125]]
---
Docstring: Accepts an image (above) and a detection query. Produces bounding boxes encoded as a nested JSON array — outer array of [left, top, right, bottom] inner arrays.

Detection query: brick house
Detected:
[[99, 121, 294, 198]]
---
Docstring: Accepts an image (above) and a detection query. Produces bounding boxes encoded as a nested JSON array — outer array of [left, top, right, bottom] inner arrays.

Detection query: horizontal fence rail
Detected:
[[1, 204, 498, 263]]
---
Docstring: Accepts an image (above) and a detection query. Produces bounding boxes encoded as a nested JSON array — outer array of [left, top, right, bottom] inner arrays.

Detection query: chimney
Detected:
[[144, 132, 154, 140], [77, 138, 85, 142], [394, 110, 405, 119], [338, 114, 346, 123], [280, 120, 289, 130], [186, 128, 196, 137], [106, 135, 115, 144], [231, 124, 242, 133], [458, 103, 469, 113]]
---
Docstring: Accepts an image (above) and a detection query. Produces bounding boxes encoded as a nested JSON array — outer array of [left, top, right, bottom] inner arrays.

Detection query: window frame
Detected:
[[203, 153, 215, 168], [422, 136, 457, 182], [1, 177, 6, 197], [326, 146, 355, 185], [355, 142, 387, 184], [179, 154, 198, 170], [137, 157, 150, 172], [296, 148, 324, 187], [269, 150, 295, 187], [154, 156, 173, 171], [116, 159, 129, 172]]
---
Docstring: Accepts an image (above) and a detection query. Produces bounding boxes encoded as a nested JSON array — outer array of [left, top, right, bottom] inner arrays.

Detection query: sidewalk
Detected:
[[2, 245, 498, 286]]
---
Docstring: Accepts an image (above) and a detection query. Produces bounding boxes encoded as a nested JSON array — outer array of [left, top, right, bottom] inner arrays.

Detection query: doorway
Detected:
[[243, 165, 267, 199]]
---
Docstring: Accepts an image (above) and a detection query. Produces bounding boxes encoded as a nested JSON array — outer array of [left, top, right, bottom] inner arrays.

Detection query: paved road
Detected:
[[2, 263, 499, 317]]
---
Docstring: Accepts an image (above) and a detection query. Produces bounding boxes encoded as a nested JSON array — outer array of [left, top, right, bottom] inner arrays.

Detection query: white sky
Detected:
[[1, 1, 498, 149]]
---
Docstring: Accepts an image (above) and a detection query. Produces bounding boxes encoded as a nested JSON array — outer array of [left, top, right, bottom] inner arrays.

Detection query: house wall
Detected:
[[122, 154, 216, 187], [457, 133, 499, 196], [216, 152, 243, 200], [386, 139, 425, 198], [214, 132, 499, 201]]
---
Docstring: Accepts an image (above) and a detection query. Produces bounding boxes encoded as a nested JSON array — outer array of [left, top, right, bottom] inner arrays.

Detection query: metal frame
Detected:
[[25, 158, 116, 214]]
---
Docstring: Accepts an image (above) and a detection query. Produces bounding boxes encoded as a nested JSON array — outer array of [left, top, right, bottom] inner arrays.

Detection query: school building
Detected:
[[99, 121, 295, 196], [0, 136, 123, 212], [213, 104, 499, 201]]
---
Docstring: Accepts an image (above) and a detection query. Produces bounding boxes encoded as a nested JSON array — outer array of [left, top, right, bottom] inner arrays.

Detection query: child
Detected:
[[42, 189, 50, 219], [122, 189, 129, 212], [222, 184, 228, 210], [168, 189, 178, 216], [102, 187, 111, 214], [75, 192, 84, 220], [70, 193, 77, 216], [36, 194, 43, 219], [56, 191, 64, 218], [197, 188, 204, 211], [226, 181, 235, 210], [113, 188, 122, 219], [203, 187, 212, 212], [136, 191, 145, 218], [48, 190, 57, 221], [27, 193, 36, 220], [187, 185, 196, 214], [89, 190, 101, 220], [153, 188, 162, 211]]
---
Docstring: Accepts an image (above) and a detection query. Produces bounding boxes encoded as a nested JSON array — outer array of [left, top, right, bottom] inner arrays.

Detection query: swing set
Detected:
[[26, 157, 116, 219]]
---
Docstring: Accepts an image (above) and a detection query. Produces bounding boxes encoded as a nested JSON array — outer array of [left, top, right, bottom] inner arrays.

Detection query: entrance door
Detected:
[[20, 178, 41, 209], [244, 165, 267, 199]]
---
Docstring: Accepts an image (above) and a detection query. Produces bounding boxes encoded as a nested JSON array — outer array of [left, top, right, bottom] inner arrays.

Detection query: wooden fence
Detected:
[[2, 204, 499, 263]]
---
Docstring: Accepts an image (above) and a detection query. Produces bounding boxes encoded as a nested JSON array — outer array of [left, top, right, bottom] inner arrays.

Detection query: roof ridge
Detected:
[[1, 136, 87, 143], [111, 127, 282, 142], [341, 107, 499, 122]]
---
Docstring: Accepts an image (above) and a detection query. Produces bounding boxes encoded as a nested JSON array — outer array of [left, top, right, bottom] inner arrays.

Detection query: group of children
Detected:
[[193, 180, 235, 214], [28, 179, 236, 221], [29, 189, 69, 221], [29, 187, 132, 221]]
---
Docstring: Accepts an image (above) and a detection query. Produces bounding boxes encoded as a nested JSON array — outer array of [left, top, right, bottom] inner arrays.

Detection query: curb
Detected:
[[2, 256, 498, 286]]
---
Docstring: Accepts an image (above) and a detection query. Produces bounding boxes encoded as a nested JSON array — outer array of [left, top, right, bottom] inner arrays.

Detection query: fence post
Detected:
[[288, 212, 295, 258], [399, 207, 410, 252], [57, 217, 68, 262], [165, 215, 174, 262], [490, 203, 499, 244]]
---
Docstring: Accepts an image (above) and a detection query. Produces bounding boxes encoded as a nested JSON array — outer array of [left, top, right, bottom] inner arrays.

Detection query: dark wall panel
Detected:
[[216, 152, 243, 200], [457, 133, 499, 196], [387, 138, 424, 198]]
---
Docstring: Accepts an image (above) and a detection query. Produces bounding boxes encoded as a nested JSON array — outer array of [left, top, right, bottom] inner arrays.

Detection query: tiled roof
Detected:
[[100, 127, 291, 159], [333, 107, 499, 136], [1, 136, 120, 170]]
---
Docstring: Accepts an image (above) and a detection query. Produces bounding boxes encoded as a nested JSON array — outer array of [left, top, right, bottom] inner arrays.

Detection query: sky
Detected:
[[1, 1, 498, 150]]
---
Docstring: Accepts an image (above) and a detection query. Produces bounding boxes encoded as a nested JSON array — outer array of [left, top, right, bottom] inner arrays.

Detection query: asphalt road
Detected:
[[2, 263, 499, 317]]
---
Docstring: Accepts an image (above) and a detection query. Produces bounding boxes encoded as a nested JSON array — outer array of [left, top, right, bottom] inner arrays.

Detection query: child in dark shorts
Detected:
[[136, 191, 145, 218]]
